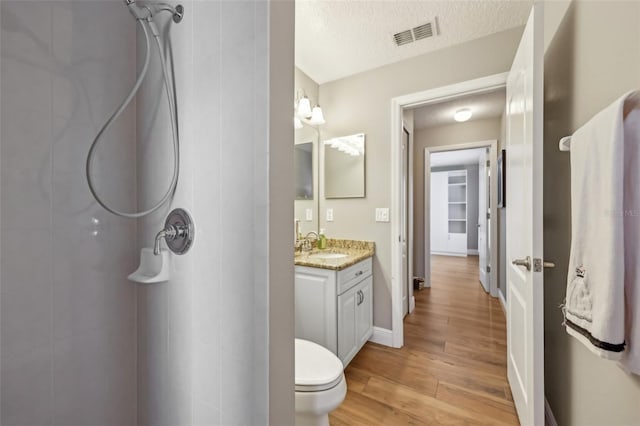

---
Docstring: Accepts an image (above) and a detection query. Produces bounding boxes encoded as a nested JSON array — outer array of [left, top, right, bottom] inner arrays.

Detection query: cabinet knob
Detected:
[[355, 270, 363, 277]]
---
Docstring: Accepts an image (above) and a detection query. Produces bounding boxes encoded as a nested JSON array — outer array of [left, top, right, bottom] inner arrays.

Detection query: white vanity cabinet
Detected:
[[295, 257, 373, 367]]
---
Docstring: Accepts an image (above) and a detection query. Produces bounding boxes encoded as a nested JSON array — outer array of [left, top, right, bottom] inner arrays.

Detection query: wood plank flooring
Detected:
[[329, 255, 519, 425]]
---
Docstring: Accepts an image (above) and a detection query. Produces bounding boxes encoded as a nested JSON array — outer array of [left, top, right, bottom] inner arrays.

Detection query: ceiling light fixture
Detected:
[[294, 91, 325, 128], [454, 108, 472, 122]]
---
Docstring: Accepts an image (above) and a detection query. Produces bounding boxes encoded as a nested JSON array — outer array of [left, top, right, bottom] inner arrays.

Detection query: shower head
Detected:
[[123, 0, 184, 23]]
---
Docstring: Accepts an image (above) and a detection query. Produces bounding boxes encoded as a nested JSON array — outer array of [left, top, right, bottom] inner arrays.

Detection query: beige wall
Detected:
[[294, 68, 320, 235], [270, 1, 295, 424], [413, 118, 501, 279], [318, 27, 523, 329], [544, 1, 640, 424]]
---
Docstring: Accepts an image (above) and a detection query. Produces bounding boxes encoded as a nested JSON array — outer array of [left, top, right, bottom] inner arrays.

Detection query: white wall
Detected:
[[544, 1, 640, 424], [135, 1, 287, 424], [1, 2, 137, 424], [318, 28, 523, 329]]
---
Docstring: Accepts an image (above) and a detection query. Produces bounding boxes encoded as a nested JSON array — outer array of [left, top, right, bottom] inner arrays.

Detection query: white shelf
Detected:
[[448, 183, 467, 187], [448, 201, 466, 204]]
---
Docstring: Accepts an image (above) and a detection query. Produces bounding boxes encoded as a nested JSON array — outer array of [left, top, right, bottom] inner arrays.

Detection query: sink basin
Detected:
[[307, 252, 349, 260]]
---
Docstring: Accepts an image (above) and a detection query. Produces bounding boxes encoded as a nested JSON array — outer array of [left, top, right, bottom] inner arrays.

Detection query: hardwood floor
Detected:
[[329, 255, 519, 425]]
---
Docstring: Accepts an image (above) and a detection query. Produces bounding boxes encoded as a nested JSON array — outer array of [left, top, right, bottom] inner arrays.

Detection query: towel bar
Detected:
[[558, 92, 640, 152]]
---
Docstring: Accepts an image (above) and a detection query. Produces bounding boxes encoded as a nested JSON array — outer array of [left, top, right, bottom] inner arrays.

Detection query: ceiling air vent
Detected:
[[393, 29, 414, 47], [393, 17, 440, 47], [412, 22, 434, 41]]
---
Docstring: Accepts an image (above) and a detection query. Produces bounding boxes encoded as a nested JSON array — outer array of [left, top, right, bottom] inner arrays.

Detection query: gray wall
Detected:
[[136, 1, 293, 425], [544, 1, 640, 424], [413, 118, 501, 279], [1, 2, 138, 424], [318, 29, 523, 329]]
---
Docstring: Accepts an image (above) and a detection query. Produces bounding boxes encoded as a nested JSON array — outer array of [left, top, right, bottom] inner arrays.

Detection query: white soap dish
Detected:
[[128, 248, 171, 283]]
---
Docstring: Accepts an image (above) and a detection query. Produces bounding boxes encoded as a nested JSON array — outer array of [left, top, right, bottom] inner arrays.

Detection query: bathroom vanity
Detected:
[[294, 240, 374, 367]]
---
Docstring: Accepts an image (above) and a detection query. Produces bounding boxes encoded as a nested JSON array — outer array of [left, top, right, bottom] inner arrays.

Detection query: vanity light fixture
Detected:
[[309, 106, 325, 125], [295, 91, 325, 127], [297, 95, 312, 118], [454, 108, 472, 122]]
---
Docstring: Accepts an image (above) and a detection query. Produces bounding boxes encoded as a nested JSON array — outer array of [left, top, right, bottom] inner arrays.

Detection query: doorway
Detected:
[[425, 143, 497, 295], [390, 72, 507, 347]]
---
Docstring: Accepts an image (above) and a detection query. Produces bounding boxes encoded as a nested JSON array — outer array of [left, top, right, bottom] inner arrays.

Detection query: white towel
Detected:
[[564, 90, 640, 365], [620, 106, 640, 374]]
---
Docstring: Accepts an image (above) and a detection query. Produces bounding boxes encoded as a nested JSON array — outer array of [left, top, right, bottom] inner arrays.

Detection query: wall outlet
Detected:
[[326, 208, 334, 222], [375, 208, 389, 222], [305, 208, 313, 221]]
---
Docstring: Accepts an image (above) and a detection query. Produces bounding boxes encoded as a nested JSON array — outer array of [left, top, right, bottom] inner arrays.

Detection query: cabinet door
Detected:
[[356, 277, 373, 348], [295, 267, 337, 354], [448, 232, 467, 255], [337, 285, 358, 365]]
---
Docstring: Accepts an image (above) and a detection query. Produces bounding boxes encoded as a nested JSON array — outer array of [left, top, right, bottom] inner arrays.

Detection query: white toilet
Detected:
[[295, 339, 347, 426]]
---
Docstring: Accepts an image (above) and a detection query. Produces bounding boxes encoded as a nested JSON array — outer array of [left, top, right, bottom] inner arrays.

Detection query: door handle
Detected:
[[512, 256, 531, 271]]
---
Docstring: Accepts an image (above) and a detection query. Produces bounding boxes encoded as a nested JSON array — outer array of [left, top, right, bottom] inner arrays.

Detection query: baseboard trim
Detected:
[[369, 327, 393, 347], [545, 397, 558, 426], [467, 249, 479, 255], [409, 296, 416, 313], [498, 289, 507, 315]]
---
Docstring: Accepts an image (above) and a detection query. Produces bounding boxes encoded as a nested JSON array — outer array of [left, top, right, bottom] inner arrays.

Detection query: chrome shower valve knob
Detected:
[[154, 208, 194, 255]]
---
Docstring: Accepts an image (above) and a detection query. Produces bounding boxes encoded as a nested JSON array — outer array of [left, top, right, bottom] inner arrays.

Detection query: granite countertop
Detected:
[[294, 239, 375, 271]]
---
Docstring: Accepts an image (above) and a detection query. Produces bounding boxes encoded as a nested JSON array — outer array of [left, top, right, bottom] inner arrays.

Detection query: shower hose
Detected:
[[86, 10, 179, 218]]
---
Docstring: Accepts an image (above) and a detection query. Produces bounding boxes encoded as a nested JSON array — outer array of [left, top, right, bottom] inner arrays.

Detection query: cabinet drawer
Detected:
[[338, 257, 372, 295]]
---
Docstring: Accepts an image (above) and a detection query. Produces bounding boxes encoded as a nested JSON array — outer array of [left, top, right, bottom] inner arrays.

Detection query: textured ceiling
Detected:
[[296, 0, 532, 84], [413, 88, 505, 129], [430, 147, 486, 168]]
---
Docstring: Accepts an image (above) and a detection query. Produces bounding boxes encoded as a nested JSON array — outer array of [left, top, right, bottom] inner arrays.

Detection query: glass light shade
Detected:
[[309, 106, 325, 125], [454, 108, 472, 122], [297, 96, 312, 118], [293, 116, 303, 129]]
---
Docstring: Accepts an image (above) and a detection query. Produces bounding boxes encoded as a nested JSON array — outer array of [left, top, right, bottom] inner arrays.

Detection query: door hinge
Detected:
[[486, 212, 490, 219], [486, 160, 490, 167], [486, 265, 491, 273]]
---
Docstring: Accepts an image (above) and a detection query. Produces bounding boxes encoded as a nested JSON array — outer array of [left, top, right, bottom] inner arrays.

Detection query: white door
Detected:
[[505, 4, 544, 425], [401, 128, 409, 316], [478, 150, 489, 292]]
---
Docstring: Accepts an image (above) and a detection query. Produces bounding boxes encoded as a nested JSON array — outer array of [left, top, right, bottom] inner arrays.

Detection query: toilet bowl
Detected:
[[295, 339, 347, 426]]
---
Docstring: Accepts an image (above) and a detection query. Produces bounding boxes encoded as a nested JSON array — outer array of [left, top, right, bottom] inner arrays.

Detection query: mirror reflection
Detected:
[[294, 124, 319, 235], [295, 142, 313, 200], [324, 133, 366, 199]]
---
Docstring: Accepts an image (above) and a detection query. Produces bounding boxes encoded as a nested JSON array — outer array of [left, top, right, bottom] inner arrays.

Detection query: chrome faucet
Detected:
[[296, 231, 319, 252]]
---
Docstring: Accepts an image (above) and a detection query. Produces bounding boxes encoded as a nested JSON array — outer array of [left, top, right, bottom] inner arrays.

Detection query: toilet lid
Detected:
[[295, 339, 344, 392]]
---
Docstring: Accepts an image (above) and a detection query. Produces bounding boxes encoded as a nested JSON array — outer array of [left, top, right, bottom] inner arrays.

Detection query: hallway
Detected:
[[330, 255, 519, 425]]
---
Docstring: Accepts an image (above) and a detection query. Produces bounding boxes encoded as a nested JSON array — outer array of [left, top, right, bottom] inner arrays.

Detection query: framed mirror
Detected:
[[294, 124, 319, 235], [323, 133, 366, 199]]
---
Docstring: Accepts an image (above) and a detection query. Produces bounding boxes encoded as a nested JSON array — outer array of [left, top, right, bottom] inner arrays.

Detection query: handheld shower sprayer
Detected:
[[86, 1, 184, 219]]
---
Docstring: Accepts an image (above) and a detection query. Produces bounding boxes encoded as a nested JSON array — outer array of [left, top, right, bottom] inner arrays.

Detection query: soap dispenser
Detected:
[[318, 228, 327, 250]]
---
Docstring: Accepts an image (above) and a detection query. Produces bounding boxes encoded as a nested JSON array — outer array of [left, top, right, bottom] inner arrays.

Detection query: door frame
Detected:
[[424, 141, 499, 300], [402, 126, 415, 315], [390, 72, 508, 347]]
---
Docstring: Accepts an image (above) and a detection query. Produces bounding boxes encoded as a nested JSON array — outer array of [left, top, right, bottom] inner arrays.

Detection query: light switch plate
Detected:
[[375, 208, 389, 222], [305, 208, 313, 221], [326, 208, 334, 222]]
